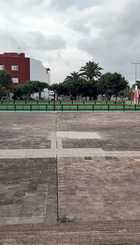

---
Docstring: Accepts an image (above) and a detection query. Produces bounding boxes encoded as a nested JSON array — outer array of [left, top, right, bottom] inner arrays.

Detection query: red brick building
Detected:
[[0, 53, 30, 84], [0, 52, 49, 84]]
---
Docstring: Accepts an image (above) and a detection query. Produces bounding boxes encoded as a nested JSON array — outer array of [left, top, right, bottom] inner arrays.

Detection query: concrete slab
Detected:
[[0, 112, 140, 244], [0, 158, 57, 225], [58, 156, 140, 222]]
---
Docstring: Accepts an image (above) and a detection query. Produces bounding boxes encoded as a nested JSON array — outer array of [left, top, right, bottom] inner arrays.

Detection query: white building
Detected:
[[30, 58, 50, 84]]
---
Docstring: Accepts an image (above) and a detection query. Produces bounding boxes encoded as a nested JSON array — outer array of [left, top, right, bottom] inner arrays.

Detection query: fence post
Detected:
[[77, 104, 79, 111], [92, 104, 94, 112], [14, 104, 16, 112], [108, 104, 110, 112], [30, 104, 32, 112], [53, 100, 56, 111], [123, 102, 125, 112], [61, 104, 63, 112], [46, 104, 48, 112]]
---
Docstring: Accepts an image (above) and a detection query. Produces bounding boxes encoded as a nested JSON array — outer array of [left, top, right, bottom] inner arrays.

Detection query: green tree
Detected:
[[50, 83, 67, 97], [0, 70, 12, 99], [27, 81, 48, 99], [52, 79, 98, 101], [98, 72, 129, 100], [81, 80, 98, 100], [80, 61, 103, 81], [64, 72, 80, 82], [0, 85, 7, 99], [0, 70, 12, 88], [63, 72, 82, 99], [52, 69, 99, 100], [13, 81, 49, 100]]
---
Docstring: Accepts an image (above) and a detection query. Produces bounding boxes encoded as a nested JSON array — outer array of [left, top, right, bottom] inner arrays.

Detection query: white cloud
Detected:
[[0, 0, 139, 83]]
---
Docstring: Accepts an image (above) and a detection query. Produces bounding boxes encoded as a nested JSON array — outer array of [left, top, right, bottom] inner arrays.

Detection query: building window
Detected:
[[0, 65, 4, 70], [12, 78, 19, 84], [11, 65, 19, 71]]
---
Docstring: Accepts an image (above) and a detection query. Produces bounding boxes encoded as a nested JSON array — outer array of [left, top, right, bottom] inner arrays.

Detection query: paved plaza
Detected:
[[0, 112, 140, 244]]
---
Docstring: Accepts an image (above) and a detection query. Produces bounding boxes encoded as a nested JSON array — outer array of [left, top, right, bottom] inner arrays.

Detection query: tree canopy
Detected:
[[0, 70, 13, 99], [98, 72, 129, 100], [49, 61, 129, 100], [80, 61, 103, 81], [13, 81, 49, 99], [0, 59, 131, 101], [0, 70, 12, 88]]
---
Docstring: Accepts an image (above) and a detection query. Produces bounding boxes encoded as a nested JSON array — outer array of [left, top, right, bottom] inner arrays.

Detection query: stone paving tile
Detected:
[[0, 128, 51, 149], [0, 158, 57, 225], [58, 156, 140, 222], [0, 225, 140, 244], [0, 112, 140, 244], [57, 112, 140, 151], [63, 138, 140, 151], [0, 112, 140, 151]]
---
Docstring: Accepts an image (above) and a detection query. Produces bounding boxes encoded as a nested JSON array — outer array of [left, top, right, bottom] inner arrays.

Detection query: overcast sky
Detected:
[[0, 0, 139, 83]]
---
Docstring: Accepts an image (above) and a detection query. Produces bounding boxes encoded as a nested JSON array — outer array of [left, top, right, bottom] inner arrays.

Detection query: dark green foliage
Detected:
[[13, 81, 49, 99], [0, 60, 131, 101], [80, 61, 103, 81], [0, 70, 12, 88], [0, 70, 12, 99], [98, 72, 129, 100], [50, 63, 129, 100]]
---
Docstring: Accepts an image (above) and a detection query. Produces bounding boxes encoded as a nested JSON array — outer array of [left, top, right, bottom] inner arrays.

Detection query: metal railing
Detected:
[[0, 103, 140, 112]]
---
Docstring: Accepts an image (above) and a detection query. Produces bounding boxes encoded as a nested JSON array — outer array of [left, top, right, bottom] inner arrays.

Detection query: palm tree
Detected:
[[64, 72, 80, 82], [63, 72, 82, 99], [80, 61, 103, 81]]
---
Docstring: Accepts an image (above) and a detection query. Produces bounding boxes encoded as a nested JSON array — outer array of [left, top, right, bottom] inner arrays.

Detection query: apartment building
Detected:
[[0, 52, 49, 84]]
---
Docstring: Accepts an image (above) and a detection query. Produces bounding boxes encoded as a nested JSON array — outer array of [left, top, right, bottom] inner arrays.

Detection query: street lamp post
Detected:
[[46, 68, 51, 84], [132, 62, 140, 83]]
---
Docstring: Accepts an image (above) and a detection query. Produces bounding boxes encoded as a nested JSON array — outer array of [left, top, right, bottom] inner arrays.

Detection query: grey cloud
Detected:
[[70, 21, 91, 34], [0, 0, 139, 83], [49, 0, 101, 10], [77, 0, 140, 82], [0, 31, 66, 52], [0, 0, 43, 7], [0, 0, 101, 12], [0, 0, 47, 15], [0, 32, 26, 52], [25, 32, 66, 51]]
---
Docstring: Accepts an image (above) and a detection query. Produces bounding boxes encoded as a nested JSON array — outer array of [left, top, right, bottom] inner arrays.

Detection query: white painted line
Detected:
[[56, 148, 105, 158], [105, 151, 140, 157], [0, 148, 140, 159], [0, 216, 44, 225], [0, 149, 56, 159], [51, 132, 57, 151], [56, 131, 101, 139], [57, 138, 63, 150]]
